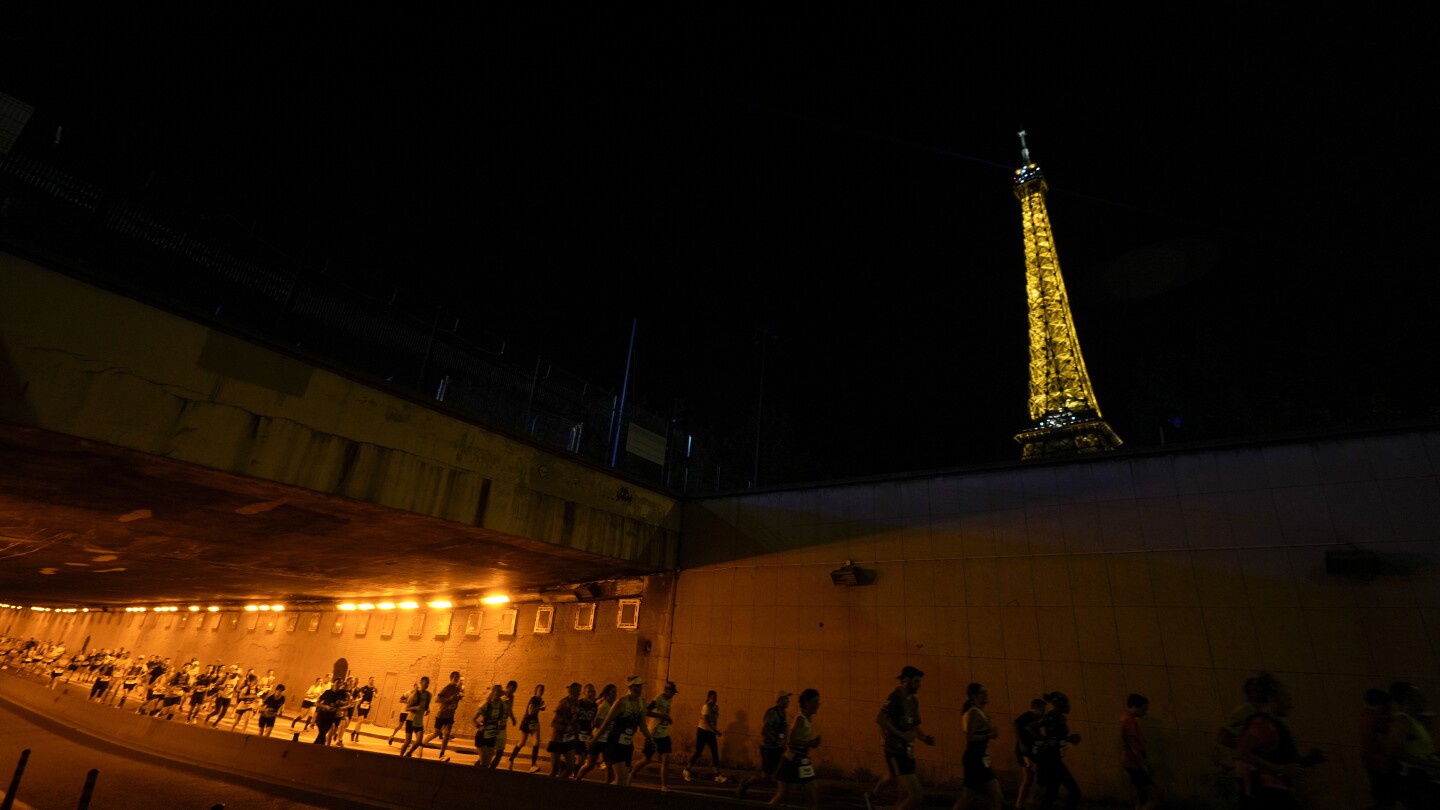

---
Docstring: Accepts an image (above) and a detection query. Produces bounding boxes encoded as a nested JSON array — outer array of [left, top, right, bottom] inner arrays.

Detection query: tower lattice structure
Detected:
[[1011, 131, 1122, 459]]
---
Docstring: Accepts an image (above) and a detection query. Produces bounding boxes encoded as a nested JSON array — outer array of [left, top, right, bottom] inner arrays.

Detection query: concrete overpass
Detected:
[[0, 250, 679, 610]]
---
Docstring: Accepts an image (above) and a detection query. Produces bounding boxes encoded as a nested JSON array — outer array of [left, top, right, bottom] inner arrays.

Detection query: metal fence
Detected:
[[0, 152, 745, 493]]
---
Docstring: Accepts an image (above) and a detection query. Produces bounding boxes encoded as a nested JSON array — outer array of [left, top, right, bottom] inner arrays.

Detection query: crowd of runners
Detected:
[[1, 639, 378, 743], [5, 636, 1437, 809]]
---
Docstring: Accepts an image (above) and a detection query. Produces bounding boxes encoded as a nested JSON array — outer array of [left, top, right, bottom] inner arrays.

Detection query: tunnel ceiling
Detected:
[[0, 423, 658, 609]]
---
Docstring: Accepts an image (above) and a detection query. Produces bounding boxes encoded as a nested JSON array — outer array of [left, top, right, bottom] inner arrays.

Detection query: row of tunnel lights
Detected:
[[4, 596, 514, 615], [2, 604, 86, 613], [338, 596, 511, 611]]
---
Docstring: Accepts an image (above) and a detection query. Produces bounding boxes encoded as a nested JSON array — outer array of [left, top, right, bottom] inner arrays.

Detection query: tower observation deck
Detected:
[[1011, 131, 1122, 459]]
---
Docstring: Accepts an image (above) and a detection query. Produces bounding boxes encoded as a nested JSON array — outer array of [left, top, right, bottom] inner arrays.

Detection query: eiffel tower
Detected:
[[1011, 131, 1122, 459]]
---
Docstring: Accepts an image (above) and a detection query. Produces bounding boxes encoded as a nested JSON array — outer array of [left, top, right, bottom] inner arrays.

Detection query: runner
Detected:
[[417, 672, 465, 760], [187, 668, 213, 722], [633, 681, 678, 789], [473, 684, 508, 766], [294, 677, 325, 732], [737, 690, 791, 801], [486, 681, 518, 767], [205, 669, 239, 727], [596, 676, 653, 787], [312, 678, 347, 746], [1030, 692, 1084, 810], [387, 681, 420, 746], [118, 658, 142, 708], [89, 657, 115, 703], [1120, 694, 1156, 810], [954, 683, 1003, 810], [350, 676, 377, 743], [257, 684, 287, 738], [229, 672, 261, 733], [398, 676, 432, 757], [574, 683, 616, 783], [684, 689, 727, 782], [770, 689, 822, 809], [548, 682, 583, 777], [508, 683, 546, 772], [1013, 698, 1046, 810], [872, 666, 937, 810], [157, 671, 186, 720]]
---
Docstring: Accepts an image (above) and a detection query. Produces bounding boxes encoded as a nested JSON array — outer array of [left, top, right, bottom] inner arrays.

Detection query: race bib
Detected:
[[618, 731, 634, 745], [579, 731, 591, 742], [484, 726, 498, 739], [797, 758, 815, 779], [359, 702, 370, 710]]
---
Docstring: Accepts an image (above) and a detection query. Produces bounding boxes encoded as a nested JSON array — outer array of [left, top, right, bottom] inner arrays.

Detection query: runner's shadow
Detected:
[[722, 710, 750, 768]]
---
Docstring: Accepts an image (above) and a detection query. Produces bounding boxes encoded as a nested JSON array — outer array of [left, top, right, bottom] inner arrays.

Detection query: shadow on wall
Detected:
[[721, 711, 750, 768], [679, 497, 917, 569], [0, 343, 38, 426]]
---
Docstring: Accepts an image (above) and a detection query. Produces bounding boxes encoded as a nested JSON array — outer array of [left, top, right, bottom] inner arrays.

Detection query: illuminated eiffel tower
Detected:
[[1011, 131, 1122, 459]]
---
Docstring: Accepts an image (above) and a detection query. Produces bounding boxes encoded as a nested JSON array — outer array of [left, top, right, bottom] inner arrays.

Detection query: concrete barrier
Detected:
[[0, 675, 733, 809]]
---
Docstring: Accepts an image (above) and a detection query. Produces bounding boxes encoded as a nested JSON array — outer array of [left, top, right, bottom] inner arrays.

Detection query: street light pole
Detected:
[[610, 318, 638, 468]]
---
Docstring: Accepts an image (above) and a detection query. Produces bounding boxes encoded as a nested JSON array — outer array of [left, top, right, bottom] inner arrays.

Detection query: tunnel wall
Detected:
[[4, 574, 676, 743], [669, 428, 1440, 809]]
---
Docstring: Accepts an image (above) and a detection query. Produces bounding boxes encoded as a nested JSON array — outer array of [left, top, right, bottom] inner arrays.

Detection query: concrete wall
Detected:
[[0, 251, 677, 568], [3, 574, 675, 741], [670, 429, 1440, 809]]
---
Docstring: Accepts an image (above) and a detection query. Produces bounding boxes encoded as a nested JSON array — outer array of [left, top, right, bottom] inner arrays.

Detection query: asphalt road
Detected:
[[0, 699, 365, 810]]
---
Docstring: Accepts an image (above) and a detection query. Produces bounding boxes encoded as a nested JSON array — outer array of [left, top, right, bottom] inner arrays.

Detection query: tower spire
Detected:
[[1010, 131, 1122, 459]]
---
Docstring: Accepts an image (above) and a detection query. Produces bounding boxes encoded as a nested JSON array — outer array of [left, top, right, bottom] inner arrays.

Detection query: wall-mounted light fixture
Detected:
[[829, 561, 876, 586]]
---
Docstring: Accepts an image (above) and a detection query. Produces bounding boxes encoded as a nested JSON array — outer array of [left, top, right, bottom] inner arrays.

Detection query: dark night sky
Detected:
[[3, 5, 1435, 484]]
